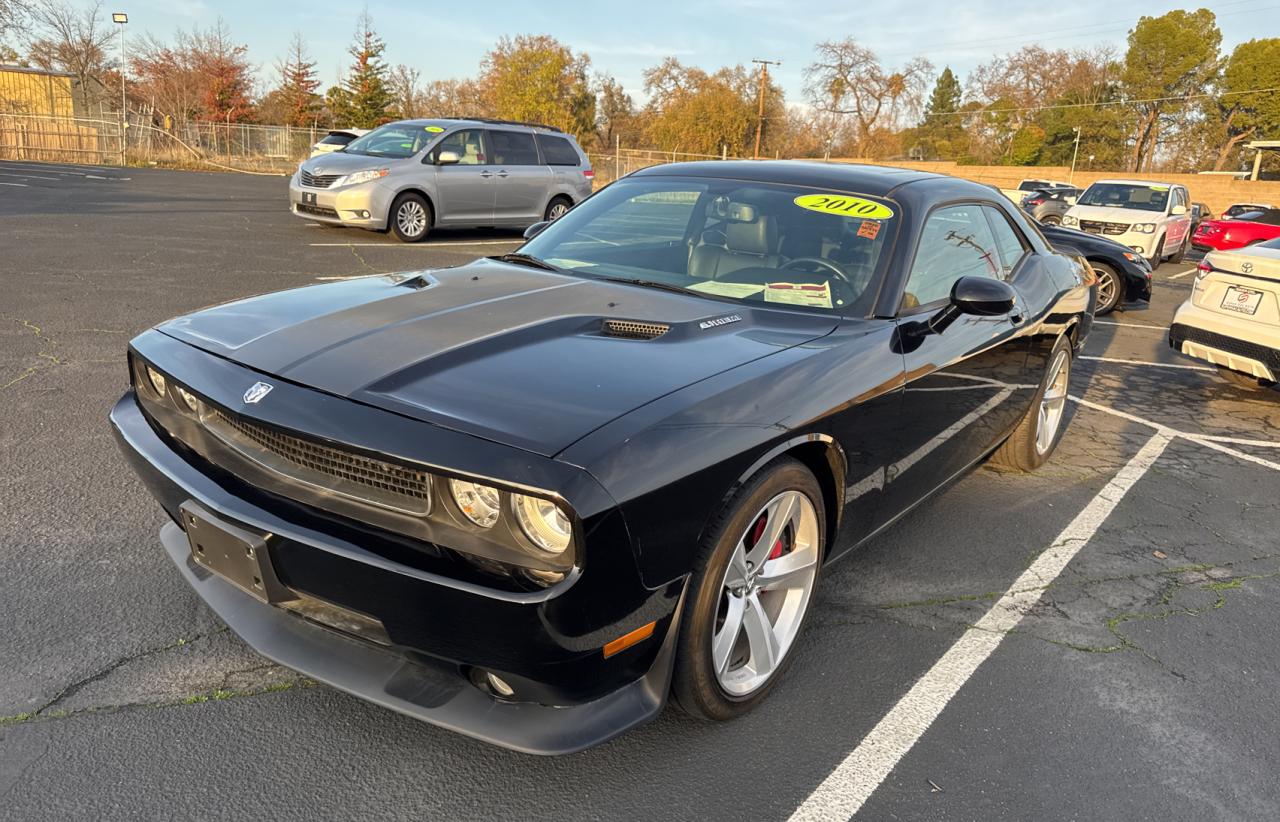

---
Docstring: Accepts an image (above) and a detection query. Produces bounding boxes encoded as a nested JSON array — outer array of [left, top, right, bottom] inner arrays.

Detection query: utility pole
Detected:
[[112, 12, 128, 165], [751, 58, 780, 160], [1069, 126, 1081, 184]]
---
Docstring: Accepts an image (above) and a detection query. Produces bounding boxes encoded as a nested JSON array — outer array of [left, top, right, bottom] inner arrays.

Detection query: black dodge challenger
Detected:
[[111, 161, 1095, 754]]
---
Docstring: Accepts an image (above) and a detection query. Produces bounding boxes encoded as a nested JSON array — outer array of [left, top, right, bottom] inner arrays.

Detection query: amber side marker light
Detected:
[[603, 621, 656, 658]]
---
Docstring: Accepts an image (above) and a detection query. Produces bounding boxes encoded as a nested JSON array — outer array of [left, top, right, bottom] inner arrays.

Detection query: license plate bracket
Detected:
[[302, 191, 317, 205], [180, 501, 293, 604], [1221, 285, 1263, 315]]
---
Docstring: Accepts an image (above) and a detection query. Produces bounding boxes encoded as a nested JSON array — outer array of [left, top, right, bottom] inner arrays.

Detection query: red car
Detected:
[[1191, 208, 1280, 251]]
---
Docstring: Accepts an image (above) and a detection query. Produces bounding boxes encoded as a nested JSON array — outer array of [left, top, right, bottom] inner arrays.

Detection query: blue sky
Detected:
[[122, 0, 1276, 102]]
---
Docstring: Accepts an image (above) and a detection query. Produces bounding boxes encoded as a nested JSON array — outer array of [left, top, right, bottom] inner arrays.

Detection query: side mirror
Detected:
[[436, 150, 461, 165], [926, 277, 1018, 335], [1171, 204, 1187, 216], [523, 221, 550, 240]]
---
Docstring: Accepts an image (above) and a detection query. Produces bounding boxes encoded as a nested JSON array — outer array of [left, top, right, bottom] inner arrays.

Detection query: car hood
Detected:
[[157, 260, 837, 457], [300, 151, 403, 174], [1066, 204, 1165, 224]]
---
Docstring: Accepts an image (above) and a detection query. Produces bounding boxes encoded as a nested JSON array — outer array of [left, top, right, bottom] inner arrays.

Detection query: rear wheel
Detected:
[[544, 196, 572, 222], [1218, 366, 1276, 390], [389, 193, 431, 243], [672, 458, 824, 720], [990, 336, 1072, 472], [1092, 262, 1122, 315]]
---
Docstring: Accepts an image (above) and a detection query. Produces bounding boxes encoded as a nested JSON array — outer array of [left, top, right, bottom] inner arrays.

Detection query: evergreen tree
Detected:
[[914, 67, 964, 160], [334, 10, 391, 127], [277, 32, 321, 127]]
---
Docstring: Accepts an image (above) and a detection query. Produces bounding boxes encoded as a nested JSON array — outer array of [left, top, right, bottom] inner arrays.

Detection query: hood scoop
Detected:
[[600, 318, 670, 340]]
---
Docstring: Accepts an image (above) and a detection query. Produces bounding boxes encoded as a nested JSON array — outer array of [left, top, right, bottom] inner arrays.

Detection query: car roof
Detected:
[[628, 160, 967, 198], [390, 117, 568, 134], [1089, 178, 1182, 187]]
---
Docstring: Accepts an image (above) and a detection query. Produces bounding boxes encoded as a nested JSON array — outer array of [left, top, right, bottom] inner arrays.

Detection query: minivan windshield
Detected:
[[1077, 183, 1171, 213], [518, 177, 900, 313], [341, 123, 437, 158]]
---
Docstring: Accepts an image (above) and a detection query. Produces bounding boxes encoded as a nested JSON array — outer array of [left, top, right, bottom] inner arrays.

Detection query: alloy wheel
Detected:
[[1093, 267, 1117, 312], [1035, 348, 1071, 455], [712, 490, 820, 696], [548, 201, 569, 220], [397, 201, 427, 238]]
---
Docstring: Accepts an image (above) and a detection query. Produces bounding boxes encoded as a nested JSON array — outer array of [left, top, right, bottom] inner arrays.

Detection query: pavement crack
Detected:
[[2, 317, 66, 389]]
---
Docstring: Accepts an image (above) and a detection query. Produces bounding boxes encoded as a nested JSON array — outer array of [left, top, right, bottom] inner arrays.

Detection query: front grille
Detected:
[[1080, 220, 1129, 236], [205, 409, 433, 514], [1169, 323, 1280, 372], [300, 169, 341, 188], [601, 319, 669, 340], [296, 203, 338, 219]]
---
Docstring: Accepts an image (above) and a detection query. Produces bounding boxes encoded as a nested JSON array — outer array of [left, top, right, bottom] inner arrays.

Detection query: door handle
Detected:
[[480, 171, 494, 178], [496, 170, 509, 178]]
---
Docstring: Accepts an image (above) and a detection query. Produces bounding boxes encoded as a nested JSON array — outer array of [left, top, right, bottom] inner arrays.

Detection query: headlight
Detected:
[[1132, 223, 1156, 234], [336, 168, 389, 187], [1062, 215, 1078, 226], [450, 479, 501, 528], [512, 494, 571, 554], [145, 365, 167, 397], [175, 386, 199, 413]]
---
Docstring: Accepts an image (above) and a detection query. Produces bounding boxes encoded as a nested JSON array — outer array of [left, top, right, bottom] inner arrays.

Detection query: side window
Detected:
[[488, 130, 540, 166], [902, 204, 1002, 310], [536, 134, 580, 166], [985, 206, 1028, 279], [434, 129, 486, 165]]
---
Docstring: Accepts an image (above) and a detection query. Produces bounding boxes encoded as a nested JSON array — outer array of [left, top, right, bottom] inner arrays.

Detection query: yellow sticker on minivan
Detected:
[[424, 125, 444, 132], [793, 193, 895, 220]]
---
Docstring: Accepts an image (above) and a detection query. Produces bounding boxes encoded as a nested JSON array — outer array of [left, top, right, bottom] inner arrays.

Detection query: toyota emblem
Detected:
[[1242, 261, 1254, 273]]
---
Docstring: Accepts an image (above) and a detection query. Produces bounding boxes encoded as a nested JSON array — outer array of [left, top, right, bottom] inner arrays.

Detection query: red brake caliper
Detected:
[[752, 513, 785, 561]]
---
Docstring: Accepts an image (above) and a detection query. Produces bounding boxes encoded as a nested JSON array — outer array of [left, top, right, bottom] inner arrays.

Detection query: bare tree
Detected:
[[388, 63, 422, 119], [25, 0, 115, 115], [1, 0, 31, 39], [804, 38, 931, 157]]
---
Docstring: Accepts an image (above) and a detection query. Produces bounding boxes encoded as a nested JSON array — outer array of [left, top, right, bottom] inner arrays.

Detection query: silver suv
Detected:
[[289, 118, 594, 242]]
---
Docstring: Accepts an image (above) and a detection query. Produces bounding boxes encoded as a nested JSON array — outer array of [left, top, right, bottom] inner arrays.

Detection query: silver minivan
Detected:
[[289, 118, 595, 242]]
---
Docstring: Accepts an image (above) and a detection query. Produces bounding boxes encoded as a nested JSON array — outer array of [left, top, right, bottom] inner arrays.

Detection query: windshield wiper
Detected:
[[492, 253, 562, 272], [593, 275, 697, 296]]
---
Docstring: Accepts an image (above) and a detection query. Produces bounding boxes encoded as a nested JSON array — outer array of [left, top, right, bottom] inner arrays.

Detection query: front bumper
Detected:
[[288, 176, 389, 229], [110, 385, 685, 754]]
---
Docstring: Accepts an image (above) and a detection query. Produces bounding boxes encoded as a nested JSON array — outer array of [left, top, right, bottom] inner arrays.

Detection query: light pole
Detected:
[[751, 58, 780, 160], [1068, 126, 1081, 184], [112, 12, 127, 165]]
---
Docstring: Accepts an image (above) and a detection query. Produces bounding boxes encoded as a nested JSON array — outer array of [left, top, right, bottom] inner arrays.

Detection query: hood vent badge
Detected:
[[601, 319, 670, 340]]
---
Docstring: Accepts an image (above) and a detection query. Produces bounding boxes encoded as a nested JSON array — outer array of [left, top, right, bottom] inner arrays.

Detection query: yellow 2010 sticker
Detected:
[[793, 193, 895, 220], [424, 125, 445, 133]]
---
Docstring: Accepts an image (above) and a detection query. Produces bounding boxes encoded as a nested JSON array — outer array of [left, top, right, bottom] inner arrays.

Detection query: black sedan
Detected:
[[111, 161, 1094, 754], [1039, 221, 1152, 315]]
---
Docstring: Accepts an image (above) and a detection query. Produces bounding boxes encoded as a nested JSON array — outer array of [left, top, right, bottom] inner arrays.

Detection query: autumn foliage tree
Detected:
[[642, 58, 782, 156], [131, 21, 253, 126], [478, 35, 594, 140]]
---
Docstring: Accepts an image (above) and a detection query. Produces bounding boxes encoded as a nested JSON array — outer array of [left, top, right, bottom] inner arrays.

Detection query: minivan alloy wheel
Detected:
[[548, 201, 570, 220], [397, 200, 428, 238], [713, 490, 820, 696]]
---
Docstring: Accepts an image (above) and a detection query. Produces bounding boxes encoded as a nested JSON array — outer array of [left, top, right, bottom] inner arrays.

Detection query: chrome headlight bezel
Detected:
[[510, 493, 573, 556], [1062, 215, 1078, 226], [1132, 222, 1157, 234], [334, 168, 389, 187], [449, 479, 501, 529]]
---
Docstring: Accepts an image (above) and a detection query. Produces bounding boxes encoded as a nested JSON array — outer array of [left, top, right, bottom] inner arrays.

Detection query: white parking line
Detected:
[[0, 171, 56, 180], [789, 433, 1173, 821], [1167, 268, 1197, 280], [1093, 319, 1167, 331], [308, 240, 521, 248], [1079, 355, 1212, 371], [0, 182, 28, 187]]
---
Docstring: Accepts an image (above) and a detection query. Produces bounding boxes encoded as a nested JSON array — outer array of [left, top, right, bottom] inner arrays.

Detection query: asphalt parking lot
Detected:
[[2, 160, 1279, 820]]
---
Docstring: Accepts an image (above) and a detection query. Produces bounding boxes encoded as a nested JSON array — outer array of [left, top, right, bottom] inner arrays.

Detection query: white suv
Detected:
[[1062, 179, 1192, 267]]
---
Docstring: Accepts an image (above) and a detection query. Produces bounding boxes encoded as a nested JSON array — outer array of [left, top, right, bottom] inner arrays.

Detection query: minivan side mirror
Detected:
[[436, 150, 461, 165], [1171, 204, 1187, 216], [523, 221, 551, 240]]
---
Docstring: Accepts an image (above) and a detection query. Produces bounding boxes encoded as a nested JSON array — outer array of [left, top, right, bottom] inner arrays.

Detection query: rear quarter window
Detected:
[[536, 134, 581, 166]]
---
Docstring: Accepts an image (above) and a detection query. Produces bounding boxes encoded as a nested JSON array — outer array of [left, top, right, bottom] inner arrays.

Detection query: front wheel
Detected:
[[1092, 262, 1122, 315], [1169, 233, 1188, 264], [1146, 234, 1165, 269], [1040, 214, 1062, 225], [671, 458, 824, 721], [990, 336, 1072, 472], [389, 193, 431, 243]]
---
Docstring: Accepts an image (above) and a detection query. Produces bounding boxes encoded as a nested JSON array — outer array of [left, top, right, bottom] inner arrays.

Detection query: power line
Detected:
[[920, 86, 1280, 118]]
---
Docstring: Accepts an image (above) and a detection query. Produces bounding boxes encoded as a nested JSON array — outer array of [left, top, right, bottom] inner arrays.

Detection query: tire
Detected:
[[1169, 233, 1187, 264], [1091, 262, 1122, 315], [671, 458, 825, 721], [544, 196, 572, 222], [1040, 214, 1062, 225], [990, 335, 1073, 472], [389, 193, 431, 243], [1218, 366, 1276, 390], [1146, 234, 1165, 269]]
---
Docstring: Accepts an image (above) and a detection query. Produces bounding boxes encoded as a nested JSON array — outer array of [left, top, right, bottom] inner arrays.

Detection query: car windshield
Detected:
[[341, 123, 436, 158], [1076, 183, 1171, 212], [518, 177, 900, 314]]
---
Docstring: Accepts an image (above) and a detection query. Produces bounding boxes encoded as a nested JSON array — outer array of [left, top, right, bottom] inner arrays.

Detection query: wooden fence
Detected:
[[0, 113, 120, 164]]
